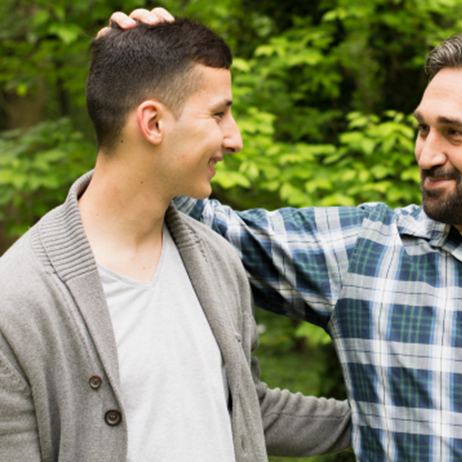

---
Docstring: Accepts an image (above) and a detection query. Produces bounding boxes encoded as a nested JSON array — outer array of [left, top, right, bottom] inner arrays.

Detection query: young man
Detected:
[[0, 18, 351, 461], [111, 8, 462, 462]]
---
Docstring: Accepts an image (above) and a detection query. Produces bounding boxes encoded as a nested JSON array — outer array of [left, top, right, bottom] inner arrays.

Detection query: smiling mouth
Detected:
[[424, 177, 455, 187], [208, 157, 222, 168], [421, 167, 460, 189]]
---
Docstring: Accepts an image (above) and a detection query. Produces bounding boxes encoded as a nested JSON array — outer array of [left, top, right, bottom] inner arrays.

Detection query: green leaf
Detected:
[[212, 171, 251, 189], [370, 165, 390, 179], [361, 138, 376, 155], [295, 322, 331, 346], [16, 83, 28, 97], [232, 58, 251, 72], [33, 9, 50, 26], [48, 24, 82, 44]]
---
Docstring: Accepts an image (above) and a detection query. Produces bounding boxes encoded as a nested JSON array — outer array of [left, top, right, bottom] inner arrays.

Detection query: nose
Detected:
[[222, 112, 243, 154], [416, 130, 447, 170]]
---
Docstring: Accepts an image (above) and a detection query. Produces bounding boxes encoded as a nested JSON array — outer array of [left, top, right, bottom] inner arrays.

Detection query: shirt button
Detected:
[[89, 376, 102, 389], [105, 410, 122, 426]]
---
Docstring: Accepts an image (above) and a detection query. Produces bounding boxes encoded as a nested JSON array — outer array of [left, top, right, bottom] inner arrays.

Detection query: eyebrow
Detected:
[[210, 100, 233, 112], [436, 116, 462, 126], [412, 110, 423, 122], [413, 110, 462, 126]]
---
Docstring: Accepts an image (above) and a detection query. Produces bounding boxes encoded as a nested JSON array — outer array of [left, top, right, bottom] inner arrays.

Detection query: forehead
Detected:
[[185, 65, 232, 107], [416, 67, 462, 119]]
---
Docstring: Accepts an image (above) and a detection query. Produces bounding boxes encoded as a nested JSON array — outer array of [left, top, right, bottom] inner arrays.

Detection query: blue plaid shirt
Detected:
[[174, 196, 462, 461]]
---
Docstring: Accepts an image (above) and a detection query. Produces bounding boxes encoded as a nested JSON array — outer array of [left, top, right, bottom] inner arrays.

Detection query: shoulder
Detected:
[[172, 208, 253, 317], [0, 228, 42, 285], [0, 224, 59, 318], [358, 201, 424, 217], [177, 209, 245, 267], [357, 202, 415, 222]]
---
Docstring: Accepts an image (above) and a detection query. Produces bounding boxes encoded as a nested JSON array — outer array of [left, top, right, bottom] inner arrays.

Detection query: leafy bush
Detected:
[[0, 118, 93, 235]]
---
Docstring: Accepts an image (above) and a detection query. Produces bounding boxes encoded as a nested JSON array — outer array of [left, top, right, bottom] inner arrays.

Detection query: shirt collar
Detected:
[[396, 205, 450, 245], [395, 204, 462, 261]]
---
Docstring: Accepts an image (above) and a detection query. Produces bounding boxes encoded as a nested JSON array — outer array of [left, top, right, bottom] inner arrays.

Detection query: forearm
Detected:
[[253, 357, 351, 457], [246, 312, 351, 457]]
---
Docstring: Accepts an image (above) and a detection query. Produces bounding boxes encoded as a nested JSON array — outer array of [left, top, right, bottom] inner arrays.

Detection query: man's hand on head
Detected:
[[97, 7, 174, 37]]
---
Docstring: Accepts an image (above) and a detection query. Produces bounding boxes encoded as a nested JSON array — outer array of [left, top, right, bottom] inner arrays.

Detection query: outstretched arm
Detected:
[[175, 197, 365, 327]]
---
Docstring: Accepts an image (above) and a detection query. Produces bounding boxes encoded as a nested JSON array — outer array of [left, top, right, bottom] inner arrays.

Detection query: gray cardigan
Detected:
[[0, 172, 351, 461]]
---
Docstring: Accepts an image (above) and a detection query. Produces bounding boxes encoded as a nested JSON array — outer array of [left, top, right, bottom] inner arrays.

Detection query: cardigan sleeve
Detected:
[[254, 361, 351, 457], [0, 351, 42, 461], [246, 313, 351, 457]]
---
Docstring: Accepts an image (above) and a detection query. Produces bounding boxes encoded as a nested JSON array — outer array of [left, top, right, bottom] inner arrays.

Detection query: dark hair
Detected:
[[86, 18, 233, 151], [425, 34, 462, 80]]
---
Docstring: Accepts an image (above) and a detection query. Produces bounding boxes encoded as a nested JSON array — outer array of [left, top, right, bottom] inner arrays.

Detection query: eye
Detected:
[[448, 128, 462, 137], [214, 112, 225, 119], [417, 124, 429, 137]]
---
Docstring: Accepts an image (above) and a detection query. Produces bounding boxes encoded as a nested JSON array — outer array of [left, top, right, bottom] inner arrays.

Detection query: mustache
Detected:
[[421, 167, 461, 182]]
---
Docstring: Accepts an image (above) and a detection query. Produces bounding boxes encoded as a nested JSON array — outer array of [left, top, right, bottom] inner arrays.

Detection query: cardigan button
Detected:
[[105, 410, 122, 426], [89, 375, 102, 389]]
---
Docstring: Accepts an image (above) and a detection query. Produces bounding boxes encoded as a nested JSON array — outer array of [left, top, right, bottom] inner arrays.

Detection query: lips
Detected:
[[421, 168, 460, 188], [208, 156, 223, 168], [424, 177, 455, 188]]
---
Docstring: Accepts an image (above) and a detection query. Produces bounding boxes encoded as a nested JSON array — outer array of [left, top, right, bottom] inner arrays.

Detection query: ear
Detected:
[[136, 100, 166, 145]]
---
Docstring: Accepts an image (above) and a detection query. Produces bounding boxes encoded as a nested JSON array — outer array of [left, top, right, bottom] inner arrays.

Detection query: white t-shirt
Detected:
[[98, 226, 235, 462]]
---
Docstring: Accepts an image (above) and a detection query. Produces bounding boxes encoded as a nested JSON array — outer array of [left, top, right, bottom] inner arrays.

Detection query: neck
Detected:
[[79, 152, 171, 281]]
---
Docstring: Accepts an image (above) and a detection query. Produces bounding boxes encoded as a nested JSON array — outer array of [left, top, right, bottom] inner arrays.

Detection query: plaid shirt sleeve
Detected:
[[174, 196, 367, 328]]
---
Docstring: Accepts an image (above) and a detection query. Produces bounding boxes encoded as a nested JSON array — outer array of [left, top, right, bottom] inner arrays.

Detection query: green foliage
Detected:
[[208, 0, 462, 212], [295, 322, 331, 347], [2, 0, 462, 225], [0, 119, 94, 235], [213, 108, 420, 210]]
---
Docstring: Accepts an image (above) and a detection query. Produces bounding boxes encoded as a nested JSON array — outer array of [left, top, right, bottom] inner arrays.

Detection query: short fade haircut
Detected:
[[425, 33, 462, 81], [86, 18, 233, 151]]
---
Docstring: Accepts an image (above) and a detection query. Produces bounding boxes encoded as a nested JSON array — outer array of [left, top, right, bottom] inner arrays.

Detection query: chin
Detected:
[[188, 187, 212, 200], [422, 194, 462, 225], [192, 193, 211, 200]]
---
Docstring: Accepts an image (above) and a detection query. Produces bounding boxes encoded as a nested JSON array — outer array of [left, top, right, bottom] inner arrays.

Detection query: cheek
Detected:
[[210, 127, 224, 147], [189, 125, 220, 149], [451, 152, 462, 172]]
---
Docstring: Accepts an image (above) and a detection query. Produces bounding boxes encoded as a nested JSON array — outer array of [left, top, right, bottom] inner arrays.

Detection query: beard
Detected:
[[420, 167, 462, 225]]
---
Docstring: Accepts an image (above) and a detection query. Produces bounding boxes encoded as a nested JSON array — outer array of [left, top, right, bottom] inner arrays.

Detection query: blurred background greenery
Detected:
[[2, 0, 462, 460]]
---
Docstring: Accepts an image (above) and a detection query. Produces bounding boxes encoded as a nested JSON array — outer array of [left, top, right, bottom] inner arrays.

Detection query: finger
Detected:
[[96, 26, 111, 38], [129, 8, 163, 25], [150, 7, 174, 22], [109, 11, 137, 29]]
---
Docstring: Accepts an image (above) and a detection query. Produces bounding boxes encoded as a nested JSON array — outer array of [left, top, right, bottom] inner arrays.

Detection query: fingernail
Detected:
[[161, 13, 174, 21], [146, 15, 158, 24]]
